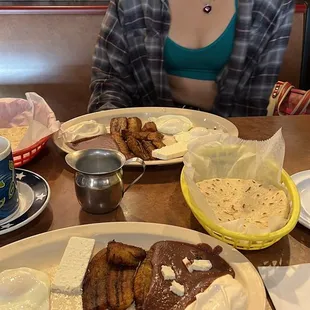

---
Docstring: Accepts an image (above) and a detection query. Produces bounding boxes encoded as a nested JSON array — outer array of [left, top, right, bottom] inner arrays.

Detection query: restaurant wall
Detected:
[[0, 13, 104, 121]]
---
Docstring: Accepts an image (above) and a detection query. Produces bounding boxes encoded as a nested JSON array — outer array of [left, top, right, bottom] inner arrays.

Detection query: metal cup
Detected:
[[65, 149, 145, 214]]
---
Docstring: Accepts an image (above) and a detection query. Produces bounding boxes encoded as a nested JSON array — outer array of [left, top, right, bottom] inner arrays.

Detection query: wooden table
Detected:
[[1, 115, 310, 309]]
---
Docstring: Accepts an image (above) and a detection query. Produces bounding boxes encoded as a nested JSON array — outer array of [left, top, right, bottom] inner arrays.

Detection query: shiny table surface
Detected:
[[1, 115, 310, 309]]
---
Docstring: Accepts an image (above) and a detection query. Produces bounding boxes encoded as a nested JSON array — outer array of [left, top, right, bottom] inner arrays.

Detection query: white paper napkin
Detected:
[[258, 264, 310, 309]]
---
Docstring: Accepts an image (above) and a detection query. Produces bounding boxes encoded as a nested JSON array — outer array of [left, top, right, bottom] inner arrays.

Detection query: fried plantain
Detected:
[[118, 117, 128, 132], [146, 132, 164, 141], [107, 241, 146, 267], [110, 117, 128, 134], [134, 250, 153, 310], [127, 136, 150, 160], [110, 118, 120, 134], [142, 141, 156, 159], [82, 248, 109, 310], [107, 265, 136, 310], [120, 129, 131, 140], [121, 130, 150, 141], [111, 117, 165, 160], [152, 140, 165, 149], [127, 117, 142, 132], [134, 132, 150, 140], [111, 133, 134, 159], [141, 122, 157, 132]]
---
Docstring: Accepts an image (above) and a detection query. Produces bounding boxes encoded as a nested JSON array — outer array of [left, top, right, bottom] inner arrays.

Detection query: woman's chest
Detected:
[[168, 0, 236, 48]]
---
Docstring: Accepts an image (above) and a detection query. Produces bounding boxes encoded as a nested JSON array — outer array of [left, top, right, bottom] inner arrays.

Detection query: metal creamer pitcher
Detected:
[[65, 149, 145, 214]]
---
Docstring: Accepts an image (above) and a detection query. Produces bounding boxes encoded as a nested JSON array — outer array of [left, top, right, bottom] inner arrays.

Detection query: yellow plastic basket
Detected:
[[181, 168, 300, 250]]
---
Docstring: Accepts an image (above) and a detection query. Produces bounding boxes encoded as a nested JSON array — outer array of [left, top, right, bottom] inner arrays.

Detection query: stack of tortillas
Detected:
[[197, 178, 289, 229], [0, 126, 28, 151]]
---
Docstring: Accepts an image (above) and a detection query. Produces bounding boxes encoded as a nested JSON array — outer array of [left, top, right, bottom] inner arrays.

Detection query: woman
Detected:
[[89, 0, 295, 117]]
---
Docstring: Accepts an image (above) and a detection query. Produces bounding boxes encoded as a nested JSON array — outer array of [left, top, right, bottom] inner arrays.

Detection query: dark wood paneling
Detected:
[[0, 5, 107, 14], [0, 84, 89, 122], [301, 4, 310, 90], [278, 9, 305, 87], [1, 1, 109, 5]]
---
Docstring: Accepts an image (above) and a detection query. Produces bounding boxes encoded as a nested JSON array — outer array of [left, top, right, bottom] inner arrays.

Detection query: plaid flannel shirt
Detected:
[[89, 0, 295, 117]]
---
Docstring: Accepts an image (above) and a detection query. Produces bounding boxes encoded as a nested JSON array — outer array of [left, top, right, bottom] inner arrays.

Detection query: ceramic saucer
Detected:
[[0, 168, 50, 235]]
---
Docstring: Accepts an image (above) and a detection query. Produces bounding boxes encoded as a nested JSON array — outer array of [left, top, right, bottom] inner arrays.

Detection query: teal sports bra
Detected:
[[164, 2, 237, 81]]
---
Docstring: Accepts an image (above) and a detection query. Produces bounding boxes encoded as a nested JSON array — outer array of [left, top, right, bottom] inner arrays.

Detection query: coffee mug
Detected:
[[0, 137, 19, 223]]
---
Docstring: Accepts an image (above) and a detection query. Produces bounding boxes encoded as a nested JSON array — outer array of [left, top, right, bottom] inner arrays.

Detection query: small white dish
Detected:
[[0, 168, 50, 235], [291, 170, 310, 229]]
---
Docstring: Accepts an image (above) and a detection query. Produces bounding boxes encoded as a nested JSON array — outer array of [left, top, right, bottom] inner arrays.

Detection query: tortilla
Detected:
[[0, 126, 28, 151], [196, 178, 289, 229]]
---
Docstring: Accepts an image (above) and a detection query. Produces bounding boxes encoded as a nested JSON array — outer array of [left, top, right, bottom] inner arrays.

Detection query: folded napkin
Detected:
[[258, 264, 310, 309]]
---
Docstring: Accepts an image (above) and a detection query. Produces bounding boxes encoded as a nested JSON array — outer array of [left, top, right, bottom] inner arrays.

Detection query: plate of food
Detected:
[[0, 222, 265, 309], [53, 107, 238, 166]]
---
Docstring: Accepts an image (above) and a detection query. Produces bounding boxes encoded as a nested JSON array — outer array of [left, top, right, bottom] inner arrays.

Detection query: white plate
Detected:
[[291, 170, 310, 229], [0, 222, 265, 309], [53, 107, 239, 166]]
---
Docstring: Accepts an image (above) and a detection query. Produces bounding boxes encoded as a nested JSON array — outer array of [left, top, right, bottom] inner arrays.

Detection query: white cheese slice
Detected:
[[170, 280, 185, 297], [161, 265, 176, 280], [51, 237, 95, 295], [191, 259, 213, 272], [182, 257, 193, 273], [152, 142, 188, 160]]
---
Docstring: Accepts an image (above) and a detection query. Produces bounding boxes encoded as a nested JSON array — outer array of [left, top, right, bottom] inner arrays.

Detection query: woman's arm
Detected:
[[88, 0, 137, 113], [233, 0, 295, 116]]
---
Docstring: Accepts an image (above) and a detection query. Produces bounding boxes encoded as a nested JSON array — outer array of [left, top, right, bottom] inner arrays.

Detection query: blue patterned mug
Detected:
[[0, 137, 19, 222]]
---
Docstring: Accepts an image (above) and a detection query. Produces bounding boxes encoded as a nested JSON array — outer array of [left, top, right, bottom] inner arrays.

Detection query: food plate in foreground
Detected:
[[53, 107, 238, 166], [0, 222, 265, 309]]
